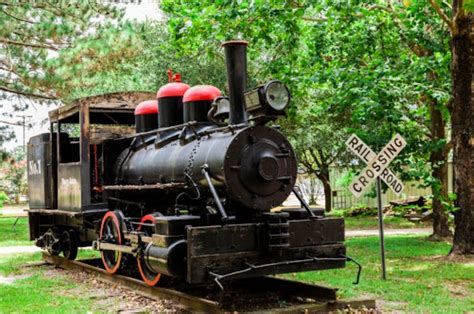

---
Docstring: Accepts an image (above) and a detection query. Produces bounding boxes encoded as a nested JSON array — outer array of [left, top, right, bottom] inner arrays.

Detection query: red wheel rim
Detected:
[[137, 214, 161, 286], [100, 211, 123, 274]]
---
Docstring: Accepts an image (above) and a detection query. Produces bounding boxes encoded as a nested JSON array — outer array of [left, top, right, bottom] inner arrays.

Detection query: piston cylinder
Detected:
[[143, 240, 187, 277]]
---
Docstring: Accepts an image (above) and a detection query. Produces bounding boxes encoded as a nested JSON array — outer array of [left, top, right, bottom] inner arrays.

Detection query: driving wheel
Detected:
[[99, 211, 124, 274]]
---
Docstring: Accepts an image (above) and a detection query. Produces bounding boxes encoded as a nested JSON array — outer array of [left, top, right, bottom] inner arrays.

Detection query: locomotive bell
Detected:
[[212, 96, 230, 119]]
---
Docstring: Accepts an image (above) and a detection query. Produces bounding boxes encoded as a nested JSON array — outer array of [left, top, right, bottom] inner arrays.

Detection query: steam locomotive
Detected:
[[27, 41, 347, 287]]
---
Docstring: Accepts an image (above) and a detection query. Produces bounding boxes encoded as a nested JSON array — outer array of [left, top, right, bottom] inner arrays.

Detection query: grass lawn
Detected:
[[0, 217, 32, 246], [0, 237, 471, 313], [0, 252, 89, 313], [288, 235, 473, 312], [343, 216, 431, 230], [0, 215, 470, 313], [0, 250, 102, 313]]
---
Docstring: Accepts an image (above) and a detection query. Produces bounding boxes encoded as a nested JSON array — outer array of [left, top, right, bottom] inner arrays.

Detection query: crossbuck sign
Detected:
[[345, 133, 407, 280], [346, 134, 407, 198]]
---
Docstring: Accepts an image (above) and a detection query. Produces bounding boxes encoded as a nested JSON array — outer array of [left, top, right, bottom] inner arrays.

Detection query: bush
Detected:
[[0, 191, 9, 209], [329, 206, 378, 217], [391, 204, 431, 217]]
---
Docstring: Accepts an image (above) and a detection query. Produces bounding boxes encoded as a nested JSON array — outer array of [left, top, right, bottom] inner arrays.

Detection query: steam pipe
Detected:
[[222, 40, 248, 125]]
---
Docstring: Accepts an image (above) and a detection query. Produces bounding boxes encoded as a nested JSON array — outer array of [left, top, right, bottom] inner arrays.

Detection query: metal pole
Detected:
[[376, 177, 387, 280], [16, 115, 31, 153], [22, 116, 26, 152]]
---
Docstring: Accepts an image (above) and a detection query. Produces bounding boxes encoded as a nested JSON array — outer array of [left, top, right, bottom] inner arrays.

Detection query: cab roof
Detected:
[[49, 91, 156, 125]]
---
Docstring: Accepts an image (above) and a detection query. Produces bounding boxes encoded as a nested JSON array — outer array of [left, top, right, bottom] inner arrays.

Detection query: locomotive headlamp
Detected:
[[264, 80, 290, 111], [244, 80, 291, 117]]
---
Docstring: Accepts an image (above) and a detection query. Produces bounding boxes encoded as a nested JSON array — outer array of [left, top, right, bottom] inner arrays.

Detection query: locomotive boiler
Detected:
[[27, 41, 349, 287]]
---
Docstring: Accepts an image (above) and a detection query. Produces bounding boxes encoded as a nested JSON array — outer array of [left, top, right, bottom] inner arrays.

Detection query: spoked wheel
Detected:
[[137, 213, 162, 286], [43, 229, 61, 256], [61, 230, 78, 260], [100, 211, 124, 274]]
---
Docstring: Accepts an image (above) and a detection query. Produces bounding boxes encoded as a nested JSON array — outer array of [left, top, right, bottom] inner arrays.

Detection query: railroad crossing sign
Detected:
[[346, 134, 407, 198], [345, 133, 407, 280]]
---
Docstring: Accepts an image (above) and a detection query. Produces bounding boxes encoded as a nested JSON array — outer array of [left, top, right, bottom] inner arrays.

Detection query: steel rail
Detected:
[[41, 253, 375, 313]]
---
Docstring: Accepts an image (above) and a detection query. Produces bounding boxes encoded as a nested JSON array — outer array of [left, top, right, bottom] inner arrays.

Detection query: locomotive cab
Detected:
[[27, 92, 156, 257]]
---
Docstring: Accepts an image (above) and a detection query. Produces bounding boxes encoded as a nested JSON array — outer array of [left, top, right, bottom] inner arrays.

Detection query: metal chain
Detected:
[[184, 138, 202, 178]]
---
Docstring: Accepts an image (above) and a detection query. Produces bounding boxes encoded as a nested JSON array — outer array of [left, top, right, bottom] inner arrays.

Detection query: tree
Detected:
[[429, 0, 474, 254], [0, 124, 13, 148], [380, 0, 453, 239], [417, 0, 474, 253], [0, 146, 27, 204], [0, 1, 141, 102], [68, 21, 228, 100], [285, 113, 350, 211]]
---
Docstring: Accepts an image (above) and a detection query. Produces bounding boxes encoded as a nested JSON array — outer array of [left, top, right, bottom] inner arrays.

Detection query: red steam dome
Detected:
[[135, 100, 159, 132], [183, 85, 222, 103], [134, 100, 158, 115], [157, 82, 190, 99]]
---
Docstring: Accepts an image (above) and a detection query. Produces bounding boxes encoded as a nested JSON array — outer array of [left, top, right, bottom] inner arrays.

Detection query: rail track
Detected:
[[42, 253, 375, 313]]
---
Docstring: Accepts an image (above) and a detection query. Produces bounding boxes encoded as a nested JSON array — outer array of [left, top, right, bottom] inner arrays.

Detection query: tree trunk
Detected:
[[318, 172, 332, 212], [450, 2, 474, 255], [429, 99, 452, 240], [430, 161, 452, 239], [323, 180, 332, 212], [309, 177, 318, 205]]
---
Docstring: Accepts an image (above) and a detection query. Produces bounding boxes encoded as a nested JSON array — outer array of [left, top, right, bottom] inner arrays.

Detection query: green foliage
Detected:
[[443, 192, 459, 213], [392, 204, 430, 216], [329, 206, 382, 218], [464, 0, 474, 12], [0, 191, 8, 209], [0, 146, 27, 204], [68, 21, 228, 100], [0, 125, 14, 147]]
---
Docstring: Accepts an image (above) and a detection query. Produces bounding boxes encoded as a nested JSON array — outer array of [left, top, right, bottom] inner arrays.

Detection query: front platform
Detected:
[[186, 217, 346, 284]]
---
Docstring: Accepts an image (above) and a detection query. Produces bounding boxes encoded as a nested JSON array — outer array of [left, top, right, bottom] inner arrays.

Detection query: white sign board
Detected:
[[346, 134, 405, 196], [346, 134, 407, 198]]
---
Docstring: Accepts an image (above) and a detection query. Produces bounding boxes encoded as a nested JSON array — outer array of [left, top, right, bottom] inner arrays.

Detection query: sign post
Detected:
[[375, 177, 386, 279], [345, 134, 406, 280]]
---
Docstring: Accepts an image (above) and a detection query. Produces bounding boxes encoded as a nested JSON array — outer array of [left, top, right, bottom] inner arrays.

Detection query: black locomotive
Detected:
[[27, 41, 347, 287]]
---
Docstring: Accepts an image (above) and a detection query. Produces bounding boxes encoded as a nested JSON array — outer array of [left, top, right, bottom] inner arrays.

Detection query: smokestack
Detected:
[[222, 40, 248, 125]]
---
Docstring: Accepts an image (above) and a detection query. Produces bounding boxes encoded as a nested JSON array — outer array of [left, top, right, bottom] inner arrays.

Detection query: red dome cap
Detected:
[[157, 82, 190, 98], [135, 100, 158, 115], [183, 85, 221, 103]]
